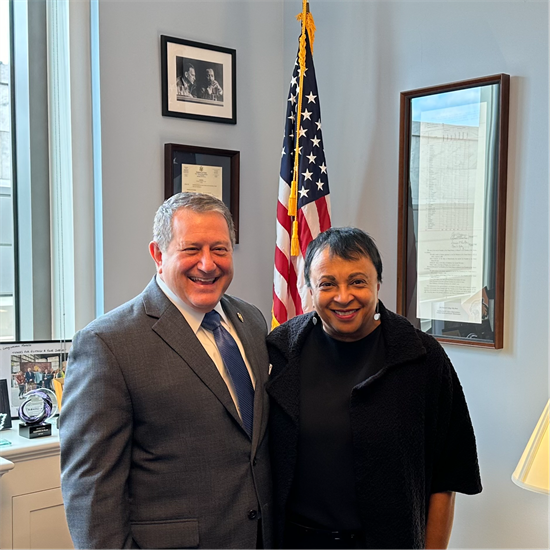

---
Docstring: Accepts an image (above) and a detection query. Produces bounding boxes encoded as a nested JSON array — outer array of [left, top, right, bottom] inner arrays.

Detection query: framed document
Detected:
[[161, 35, 236, 124], [0, 340, 71, 417], [164, 143, 240, 242], [397, 74, 510, 348]]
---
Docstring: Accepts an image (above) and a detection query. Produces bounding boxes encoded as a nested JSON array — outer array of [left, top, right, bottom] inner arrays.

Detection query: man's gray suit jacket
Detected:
[[60, 278, 273, 549]]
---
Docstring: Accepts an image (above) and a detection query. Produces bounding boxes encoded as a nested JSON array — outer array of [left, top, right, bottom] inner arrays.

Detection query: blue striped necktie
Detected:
[[201, 310, 254, 437]]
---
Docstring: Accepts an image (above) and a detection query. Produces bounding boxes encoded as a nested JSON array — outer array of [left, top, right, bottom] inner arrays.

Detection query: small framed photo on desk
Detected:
[[0, 341, 71, 418]]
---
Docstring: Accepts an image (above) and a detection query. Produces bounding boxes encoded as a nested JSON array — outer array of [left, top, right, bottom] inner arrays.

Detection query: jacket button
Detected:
[[248, 509, 258, 520]]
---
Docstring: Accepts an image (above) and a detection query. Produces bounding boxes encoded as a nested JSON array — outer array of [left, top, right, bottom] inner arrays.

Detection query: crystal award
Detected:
[[18, 388, 58, 439]]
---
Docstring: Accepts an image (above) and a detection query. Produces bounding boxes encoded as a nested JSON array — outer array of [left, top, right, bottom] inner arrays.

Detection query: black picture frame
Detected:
[[0, 379, 12, 430], [164, 143, 240, 243], [397, 74, 510, 349], [161, 35, 236, 124]]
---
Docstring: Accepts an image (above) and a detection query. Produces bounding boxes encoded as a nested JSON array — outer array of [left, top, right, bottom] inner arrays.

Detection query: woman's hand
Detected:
[[425, 491, 456, 549]]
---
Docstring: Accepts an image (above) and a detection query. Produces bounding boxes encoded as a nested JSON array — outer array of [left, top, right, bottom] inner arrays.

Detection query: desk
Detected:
[[0, 420, 73, 549]]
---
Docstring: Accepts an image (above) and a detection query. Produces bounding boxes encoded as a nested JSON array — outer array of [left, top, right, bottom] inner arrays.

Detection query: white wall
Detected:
[[283, 1, 549, 548], [99, 0, 284, 317], [98, 1, 549, 548]]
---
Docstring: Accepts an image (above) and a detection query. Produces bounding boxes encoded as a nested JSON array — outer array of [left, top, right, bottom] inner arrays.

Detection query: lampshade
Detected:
[[512, 399, 549, 494]]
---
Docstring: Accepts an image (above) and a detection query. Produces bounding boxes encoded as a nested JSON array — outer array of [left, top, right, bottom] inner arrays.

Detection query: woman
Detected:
[[266, 227, 482, 549], [15, 370, 26, 398]]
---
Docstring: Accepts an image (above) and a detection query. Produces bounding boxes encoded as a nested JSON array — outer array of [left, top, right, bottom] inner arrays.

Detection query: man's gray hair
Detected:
[[153, 192, 236, 251]]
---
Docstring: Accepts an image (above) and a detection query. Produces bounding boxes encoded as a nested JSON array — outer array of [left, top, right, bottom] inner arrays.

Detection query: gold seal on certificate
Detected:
[[181, 163, 223, 200]]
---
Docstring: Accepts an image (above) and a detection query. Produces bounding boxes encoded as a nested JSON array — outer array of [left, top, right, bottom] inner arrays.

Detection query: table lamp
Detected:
[[512, 399, 549, 494]]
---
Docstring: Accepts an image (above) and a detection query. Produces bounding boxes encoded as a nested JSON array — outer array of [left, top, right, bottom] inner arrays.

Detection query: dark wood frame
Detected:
[[161, 35, 237, 124], [164, 143, 240, 243], [397, 74, 510, 349]]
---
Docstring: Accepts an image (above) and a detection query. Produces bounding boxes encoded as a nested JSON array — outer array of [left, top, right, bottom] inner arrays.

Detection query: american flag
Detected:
[[272, 29, 331, 329]]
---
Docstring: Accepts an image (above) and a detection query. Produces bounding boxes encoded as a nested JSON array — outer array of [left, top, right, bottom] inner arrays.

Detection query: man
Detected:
[[200, 67, 223, 101], [177, 62, 197, 98], [24, 366, 35, 392], [34, 366, 43, 388], [60, 193, 272, 549], [43, 367, 54, 390]]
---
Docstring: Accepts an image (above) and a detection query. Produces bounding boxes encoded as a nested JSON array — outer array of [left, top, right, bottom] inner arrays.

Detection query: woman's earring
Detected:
[[312, 312, 318, 325], [374, 302, 380, 321]]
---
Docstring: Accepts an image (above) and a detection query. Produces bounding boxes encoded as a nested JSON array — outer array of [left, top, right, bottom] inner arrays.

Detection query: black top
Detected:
[[288, 321, 384, 530], [267, 304, 482, 549]]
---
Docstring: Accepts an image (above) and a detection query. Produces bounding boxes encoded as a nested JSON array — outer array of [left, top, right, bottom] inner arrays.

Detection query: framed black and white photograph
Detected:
[[0, 340, 71, 417], [165, 143, 240, 242], [161, 35, 236, 124]]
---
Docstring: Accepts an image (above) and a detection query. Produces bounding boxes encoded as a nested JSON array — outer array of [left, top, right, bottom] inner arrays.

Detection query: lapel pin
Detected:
[[237, 313, 244, 323]]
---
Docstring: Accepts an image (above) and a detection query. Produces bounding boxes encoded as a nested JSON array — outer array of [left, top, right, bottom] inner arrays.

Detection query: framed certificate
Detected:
[[397, 74, 510, 348], [164, 143, 240, 242]]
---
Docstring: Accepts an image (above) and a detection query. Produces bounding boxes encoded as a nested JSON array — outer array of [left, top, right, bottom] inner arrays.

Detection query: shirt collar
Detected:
[[155, 274, 227, 334]]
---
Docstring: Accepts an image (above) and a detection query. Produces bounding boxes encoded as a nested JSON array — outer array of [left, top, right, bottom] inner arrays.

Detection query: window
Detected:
[[2, 0, 101, 342], [0, 0, 15, 341]]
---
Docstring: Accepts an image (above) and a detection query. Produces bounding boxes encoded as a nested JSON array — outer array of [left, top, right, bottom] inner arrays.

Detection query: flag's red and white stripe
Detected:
[[272, 178, 331, 327]]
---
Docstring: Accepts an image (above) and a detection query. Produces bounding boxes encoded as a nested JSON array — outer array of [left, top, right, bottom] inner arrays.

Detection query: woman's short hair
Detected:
[[153, 192, 236, 252], [304, 227, 383, 286]]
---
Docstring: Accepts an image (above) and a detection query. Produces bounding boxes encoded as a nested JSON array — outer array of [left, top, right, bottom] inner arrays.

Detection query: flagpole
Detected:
[[289, 0, 310, 256], [272, 0, 329, 329]]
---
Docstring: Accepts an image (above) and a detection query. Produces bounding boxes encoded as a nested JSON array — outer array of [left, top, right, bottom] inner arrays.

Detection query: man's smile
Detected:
[[189, 276, 218, 285]]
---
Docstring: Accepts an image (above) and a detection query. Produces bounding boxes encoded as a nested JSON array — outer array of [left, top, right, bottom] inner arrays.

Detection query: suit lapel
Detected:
[[142, 280, 243, 429]]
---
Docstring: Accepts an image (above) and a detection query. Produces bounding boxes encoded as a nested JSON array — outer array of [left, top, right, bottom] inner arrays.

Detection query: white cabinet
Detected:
[[0, 421, 73, 549]]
